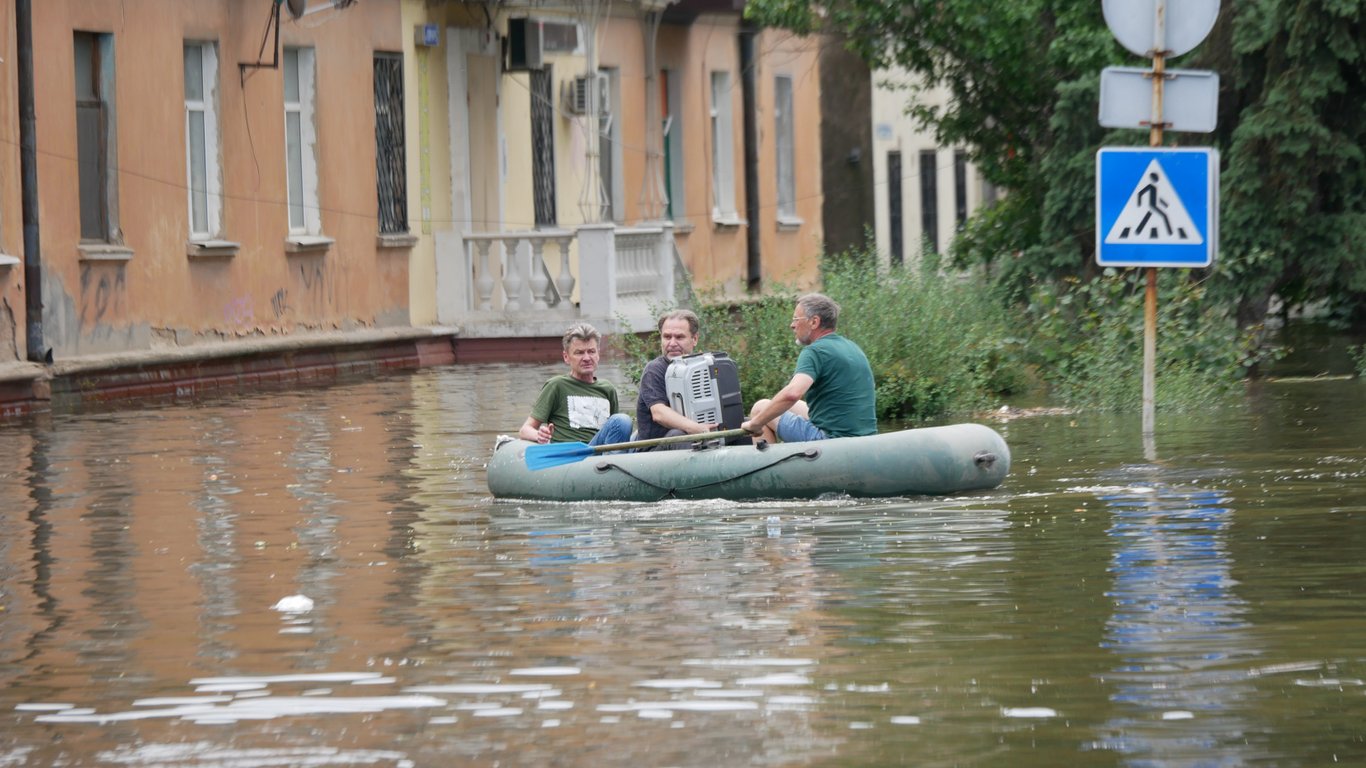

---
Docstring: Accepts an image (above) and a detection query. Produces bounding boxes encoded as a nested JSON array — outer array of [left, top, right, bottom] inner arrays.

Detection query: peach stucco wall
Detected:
[[25, 0, 408, 359], [0, 1, 26, 360]]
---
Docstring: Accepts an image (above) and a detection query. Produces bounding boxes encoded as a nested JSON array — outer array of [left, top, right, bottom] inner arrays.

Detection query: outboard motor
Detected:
[[664, 352, 750, 445]]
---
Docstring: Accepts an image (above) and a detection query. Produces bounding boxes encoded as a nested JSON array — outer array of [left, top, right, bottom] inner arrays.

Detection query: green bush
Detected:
[[1022, 270, 1279, 409], [625, 248, 1029, 423]]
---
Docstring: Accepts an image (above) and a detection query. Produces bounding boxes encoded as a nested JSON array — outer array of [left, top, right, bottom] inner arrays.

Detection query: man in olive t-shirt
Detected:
[[518, 323, 633, 446]]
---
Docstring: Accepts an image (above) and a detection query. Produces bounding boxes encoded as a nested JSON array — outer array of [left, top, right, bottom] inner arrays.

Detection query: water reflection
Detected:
[[0, 370, 1363, 766], [1092, 478, 1259, 763]]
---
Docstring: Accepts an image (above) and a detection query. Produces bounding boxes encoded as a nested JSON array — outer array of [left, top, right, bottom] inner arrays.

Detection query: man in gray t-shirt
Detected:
[[741, 293, 876, 443]]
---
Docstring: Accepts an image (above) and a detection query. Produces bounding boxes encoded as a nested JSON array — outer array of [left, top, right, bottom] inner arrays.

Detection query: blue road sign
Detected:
[[1096, 147, 1218, 267]]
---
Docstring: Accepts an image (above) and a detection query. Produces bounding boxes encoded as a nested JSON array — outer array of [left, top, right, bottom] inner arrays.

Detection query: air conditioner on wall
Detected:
[[564, 75, 591, 114], [505, 18, 544, 71]]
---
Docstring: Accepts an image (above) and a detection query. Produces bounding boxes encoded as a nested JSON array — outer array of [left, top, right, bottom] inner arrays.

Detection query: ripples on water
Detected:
[[0, 368, 1363, 766]]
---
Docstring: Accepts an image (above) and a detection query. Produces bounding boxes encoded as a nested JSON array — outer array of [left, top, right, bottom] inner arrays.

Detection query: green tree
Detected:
[[746, 0, 1366, 330]]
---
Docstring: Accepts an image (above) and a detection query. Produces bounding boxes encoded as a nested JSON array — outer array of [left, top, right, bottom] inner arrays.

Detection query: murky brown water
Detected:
[[0, 365, 1363, 767]]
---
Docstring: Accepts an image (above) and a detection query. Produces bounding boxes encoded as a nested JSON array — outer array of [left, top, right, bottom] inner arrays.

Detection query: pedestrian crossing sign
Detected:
[[1096, 147, 1218, 267]]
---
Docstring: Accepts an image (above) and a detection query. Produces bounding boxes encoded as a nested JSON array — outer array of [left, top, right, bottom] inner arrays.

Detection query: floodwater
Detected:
[[0, 364, 1363, 767]]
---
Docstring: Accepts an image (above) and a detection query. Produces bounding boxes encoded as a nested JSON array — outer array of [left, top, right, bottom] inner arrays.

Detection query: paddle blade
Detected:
[[524, 441, 595, 471]]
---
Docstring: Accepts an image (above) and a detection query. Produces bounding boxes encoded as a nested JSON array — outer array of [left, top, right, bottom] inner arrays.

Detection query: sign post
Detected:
[[1099, 0, 1220, 457]]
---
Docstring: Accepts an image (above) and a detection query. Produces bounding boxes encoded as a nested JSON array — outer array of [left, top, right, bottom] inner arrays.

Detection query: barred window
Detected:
[[531, 67, 556, 227], [373, 53, 407, 235]]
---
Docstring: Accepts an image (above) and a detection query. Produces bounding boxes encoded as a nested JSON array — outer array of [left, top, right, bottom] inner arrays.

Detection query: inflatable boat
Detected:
[[486, 423, 1010, 502]]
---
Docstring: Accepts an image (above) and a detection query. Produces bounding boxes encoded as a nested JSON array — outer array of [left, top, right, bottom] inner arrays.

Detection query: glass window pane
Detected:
[[286, 112, 304, 229], [283, 49, 300, 103], [74, 34, 95, 101], [188, 111, 208, 233], [184, 45, 203, 102]]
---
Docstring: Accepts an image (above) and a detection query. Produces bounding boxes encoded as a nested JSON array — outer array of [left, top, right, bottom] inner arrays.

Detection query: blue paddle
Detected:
[[525, 428, 751, 471]]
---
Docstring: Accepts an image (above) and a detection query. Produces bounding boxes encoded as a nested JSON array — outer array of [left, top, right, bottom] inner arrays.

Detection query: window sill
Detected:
[[712, 215, 746, 230], [78, 243, 134, 262], [0, 254, 18, 267], [284, 234, 335, 254], [377, 232, 419, 249], [187, 239, 241, 260], [672, 222, 695, 236], [776, 215, 804, 232]]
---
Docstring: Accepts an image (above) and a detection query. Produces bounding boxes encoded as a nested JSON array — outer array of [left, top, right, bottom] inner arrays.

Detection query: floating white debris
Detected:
[[634, 679, 723, 690], [271, 595, 314, 613], [1162, 710, 1195, 720], [890, 715, 922, 725], [735, 673, 810, 687], [510, 666, 581, 677], [1002, 707, 1057, 718]]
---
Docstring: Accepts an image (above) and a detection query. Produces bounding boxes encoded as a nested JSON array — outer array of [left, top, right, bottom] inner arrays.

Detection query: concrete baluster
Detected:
[[500, 235, 524, 311], [474, 239, 495, 311], [555, 234, 576, 305], [528, 237, 551, 309]]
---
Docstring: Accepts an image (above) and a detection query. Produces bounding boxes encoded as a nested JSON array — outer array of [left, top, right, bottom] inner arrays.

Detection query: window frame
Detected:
[[74, 31, 121, 246], [184, 41, 223, 241], [709, 71, 737, 223], [773, 74, 799, 226], [283, 47, 321, 237]]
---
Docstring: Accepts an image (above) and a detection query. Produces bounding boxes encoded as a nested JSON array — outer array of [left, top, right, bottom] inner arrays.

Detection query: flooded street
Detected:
[[1, 364, 1363, 767]]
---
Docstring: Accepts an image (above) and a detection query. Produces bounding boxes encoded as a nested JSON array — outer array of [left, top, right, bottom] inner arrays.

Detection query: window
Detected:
[[530, 67, 556, 227], [709, 71, 736, 221], [185, 42, 222, 240], [598, 67, 622, 222], [774, 75, 796, 223], [662, 69, 684, 222], [75, 31, 119, 243], [887, 150, 903, 266], [283, 47, 320, 235], [919, 149, 938, 254], [954, 149, 968, 228], [373, 53, 407, 235]]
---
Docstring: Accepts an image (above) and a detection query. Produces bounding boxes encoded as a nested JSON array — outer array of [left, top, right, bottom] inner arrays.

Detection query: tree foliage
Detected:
[[746, 0, 1366, 329]]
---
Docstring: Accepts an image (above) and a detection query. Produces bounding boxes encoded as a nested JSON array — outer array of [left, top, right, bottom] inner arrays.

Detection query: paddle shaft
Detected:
[[589, 427, 751, 454]]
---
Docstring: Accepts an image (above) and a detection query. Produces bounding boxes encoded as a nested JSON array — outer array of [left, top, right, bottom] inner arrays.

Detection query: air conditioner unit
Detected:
[[505, 18, 544, 71], [564, 75, 591, 114]]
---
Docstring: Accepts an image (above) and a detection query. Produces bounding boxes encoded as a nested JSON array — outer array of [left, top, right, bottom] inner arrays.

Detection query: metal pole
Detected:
[[17, 0, 46, 362], [1142, 3, 1168, 455]]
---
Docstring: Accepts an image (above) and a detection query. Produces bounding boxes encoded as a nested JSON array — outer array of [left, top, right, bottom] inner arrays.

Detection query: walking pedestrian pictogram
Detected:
[[1105, 159, 1202, 245], [1096, 147, 1218, 268]]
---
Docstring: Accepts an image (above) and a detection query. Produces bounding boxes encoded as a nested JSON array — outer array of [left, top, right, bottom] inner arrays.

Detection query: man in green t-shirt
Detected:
[[741, 293, 876, 443], [519, 323, 633, 446]]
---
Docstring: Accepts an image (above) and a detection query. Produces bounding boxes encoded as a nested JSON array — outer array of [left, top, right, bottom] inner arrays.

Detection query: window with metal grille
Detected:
[[373, 53, 407, 234], [531, 67, 557, 227], [919, 149, 938, 254]]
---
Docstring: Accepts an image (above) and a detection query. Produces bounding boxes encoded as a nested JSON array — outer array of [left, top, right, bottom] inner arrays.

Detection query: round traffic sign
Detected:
[[1103, 0, 1220, 58]]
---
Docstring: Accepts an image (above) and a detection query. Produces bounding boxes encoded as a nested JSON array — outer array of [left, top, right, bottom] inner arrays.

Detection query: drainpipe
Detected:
[[17, 0, 46, 362], [739, 22, 761, 292]]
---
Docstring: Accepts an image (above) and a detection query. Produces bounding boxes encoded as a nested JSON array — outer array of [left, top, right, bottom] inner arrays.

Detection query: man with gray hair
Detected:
[[519, 323, 633, 446], [741, 293, 876, 443]]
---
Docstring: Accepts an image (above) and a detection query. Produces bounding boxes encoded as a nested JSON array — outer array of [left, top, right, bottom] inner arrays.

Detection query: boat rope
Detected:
[[593, 448, 820, 499]]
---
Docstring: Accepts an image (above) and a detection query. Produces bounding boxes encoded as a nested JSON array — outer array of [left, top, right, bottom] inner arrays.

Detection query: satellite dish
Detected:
[[284, 0, 306, 20]]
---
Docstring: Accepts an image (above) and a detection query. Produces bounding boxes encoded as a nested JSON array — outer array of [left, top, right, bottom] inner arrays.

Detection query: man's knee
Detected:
[[748, 398, 771, 417]]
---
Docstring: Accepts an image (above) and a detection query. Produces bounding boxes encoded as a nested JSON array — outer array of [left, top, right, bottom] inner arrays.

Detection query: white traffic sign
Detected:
[[1096, 147, 1218, 267], [1099, 66, 1219, 132], [1102, 0, 1220, 58]]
